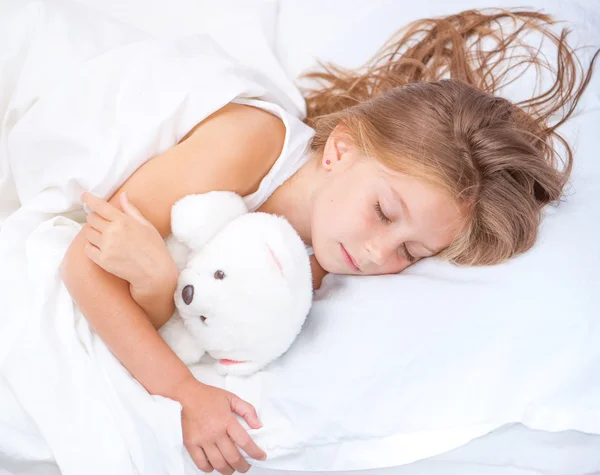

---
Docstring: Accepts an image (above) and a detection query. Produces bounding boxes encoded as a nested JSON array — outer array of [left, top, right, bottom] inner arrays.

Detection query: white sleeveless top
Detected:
[[231, 97, 316, 212]]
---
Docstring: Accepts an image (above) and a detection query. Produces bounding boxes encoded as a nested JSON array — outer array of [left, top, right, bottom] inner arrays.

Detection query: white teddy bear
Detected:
[[158, 191, 313, 377]]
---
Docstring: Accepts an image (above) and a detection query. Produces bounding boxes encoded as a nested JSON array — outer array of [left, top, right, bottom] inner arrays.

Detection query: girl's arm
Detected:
[[81, 194, 328, 330], [60, 103, 285, 475]]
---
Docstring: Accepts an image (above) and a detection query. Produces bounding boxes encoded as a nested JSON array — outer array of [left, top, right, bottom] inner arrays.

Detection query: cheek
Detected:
[[391, 260, 412, 274], [311, 188, 340, 233], [311, 179, 372, 242], [377, 254, 413, 275], [308, 192, 331, 257]]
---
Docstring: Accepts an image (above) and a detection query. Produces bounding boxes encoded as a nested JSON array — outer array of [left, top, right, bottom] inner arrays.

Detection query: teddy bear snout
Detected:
[[182, 284, 194, 305]]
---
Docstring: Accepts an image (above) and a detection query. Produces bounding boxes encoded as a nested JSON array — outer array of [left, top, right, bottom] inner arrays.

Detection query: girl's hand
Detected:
[[176, 376, 267, 475], [81, 191, 178, 294]]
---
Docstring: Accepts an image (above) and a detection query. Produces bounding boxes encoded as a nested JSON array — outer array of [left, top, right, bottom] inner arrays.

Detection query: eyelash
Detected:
[[401, 244, 416, 264], [374, 202, 391, 223], [374, 202, 416, 263]]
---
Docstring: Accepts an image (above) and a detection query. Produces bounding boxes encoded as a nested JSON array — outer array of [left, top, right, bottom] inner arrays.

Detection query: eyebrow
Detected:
[[388, 186, 411, 223]]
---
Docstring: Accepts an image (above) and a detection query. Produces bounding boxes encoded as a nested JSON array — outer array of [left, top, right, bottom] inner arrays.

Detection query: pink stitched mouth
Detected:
[[219, 359, 244, 365]]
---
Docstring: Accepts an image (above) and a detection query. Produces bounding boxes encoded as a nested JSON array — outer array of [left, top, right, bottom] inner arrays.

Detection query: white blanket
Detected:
[[0, 1, 305, 474]]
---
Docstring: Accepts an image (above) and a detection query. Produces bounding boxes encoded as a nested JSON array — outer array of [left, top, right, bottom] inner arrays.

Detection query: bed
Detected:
[[0, 0, 599, 474]]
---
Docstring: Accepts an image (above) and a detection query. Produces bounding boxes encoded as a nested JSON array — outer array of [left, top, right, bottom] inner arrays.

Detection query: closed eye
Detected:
[[374, 202, 392, 224], [400, 243, 416, 263], [376, 201, 416, 263]]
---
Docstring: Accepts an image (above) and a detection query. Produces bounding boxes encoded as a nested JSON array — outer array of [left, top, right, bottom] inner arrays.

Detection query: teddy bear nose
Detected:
[[182, 285, 194, 305]]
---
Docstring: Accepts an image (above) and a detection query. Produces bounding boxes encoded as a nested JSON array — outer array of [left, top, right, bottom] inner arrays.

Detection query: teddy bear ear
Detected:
[[263, 219, 308, 282], [171, 191, 248, 248]]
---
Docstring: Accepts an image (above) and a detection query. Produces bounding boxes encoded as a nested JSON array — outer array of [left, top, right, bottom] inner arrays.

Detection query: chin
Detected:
[[322, 259, 351, 276], [312, 240, 345, 275]]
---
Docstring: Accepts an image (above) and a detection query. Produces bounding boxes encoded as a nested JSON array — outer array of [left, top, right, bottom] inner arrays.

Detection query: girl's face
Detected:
[[310, 131, 465, 276]]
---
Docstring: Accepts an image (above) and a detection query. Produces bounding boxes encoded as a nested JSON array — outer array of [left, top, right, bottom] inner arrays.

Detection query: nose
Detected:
[[365, 235, 398, 266], [182, 285, 194, 305]]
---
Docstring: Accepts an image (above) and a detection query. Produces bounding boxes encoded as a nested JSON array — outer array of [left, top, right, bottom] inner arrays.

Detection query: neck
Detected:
[[257, 153, 320, 246], [258, 153, 328, 290]]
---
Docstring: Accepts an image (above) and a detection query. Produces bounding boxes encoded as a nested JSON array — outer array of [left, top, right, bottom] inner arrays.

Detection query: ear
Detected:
[[171, 191, 248, 248], [323, 124, 354, 170]]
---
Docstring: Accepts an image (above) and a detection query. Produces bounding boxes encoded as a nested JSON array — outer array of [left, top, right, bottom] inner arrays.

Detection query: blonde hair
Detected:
[[302, 9, 599, 265]]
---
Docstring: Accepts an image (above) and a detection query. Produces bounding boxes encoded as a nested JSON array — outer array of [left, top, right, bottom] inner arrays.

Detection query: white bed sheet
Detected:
[[248, 423, 600, 475]]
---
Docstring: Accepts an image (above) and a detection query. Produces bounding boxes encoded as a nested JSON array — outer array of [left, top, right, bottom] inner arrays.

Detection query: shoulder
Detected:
[[106, 102, 287, 236], [179, 102, 286, 195], [181, 102, 286, 160]]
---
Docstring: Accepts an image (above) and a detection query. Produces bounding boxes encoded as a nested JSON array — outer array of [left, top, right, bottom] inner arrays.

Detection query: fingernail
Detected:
[[121, 191, 127, 200]]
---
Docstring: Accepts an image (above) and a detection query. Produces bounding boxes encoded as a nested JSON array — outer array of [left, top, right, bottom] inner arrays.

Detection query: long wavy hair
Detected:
[[301, 9, 599, 265]]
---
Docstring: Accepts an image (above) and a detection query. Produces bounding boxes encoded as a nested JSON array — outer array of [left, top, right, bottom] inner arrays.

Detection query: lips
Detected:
[[341, 244, 360, 272]]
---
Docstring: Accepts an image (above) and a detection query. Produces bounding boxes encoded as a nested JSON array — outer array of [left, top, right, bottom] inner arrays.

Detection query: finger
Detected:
[[83, 226, 103, 248], [86, 212, 109, 232], [227, 423, 267, 461], [188, 445, 214, 473], [120, 192, 150, 225], [81, 192, 122, 221], [204, 444, 234, 475], [217, 437, 251, 473], [230, 396, 262, 430], [83, 242, 103, 266]]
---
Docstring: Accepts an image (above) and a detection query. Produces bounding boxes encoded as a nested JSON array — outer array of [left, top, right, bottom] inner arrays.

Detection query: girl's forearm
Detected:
[[130, 271, 178, 329], [60, 230, 196, 400]]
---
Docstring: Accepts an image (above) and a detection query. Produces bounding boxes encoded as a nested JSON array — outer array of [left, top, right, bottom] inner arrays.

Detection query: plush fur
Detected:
[[158, 191, 313, 377]]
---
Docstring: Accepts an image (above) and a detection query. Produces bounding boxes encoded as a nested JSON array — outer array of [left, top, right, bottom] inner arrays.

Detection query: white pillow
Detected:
[[200, 0, 600, 471]]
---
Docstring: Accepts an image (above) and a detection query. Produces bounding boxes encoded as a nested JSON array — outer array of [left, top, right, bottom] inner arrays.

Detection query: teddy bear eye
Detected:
[[214, 270, 226, 280]]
